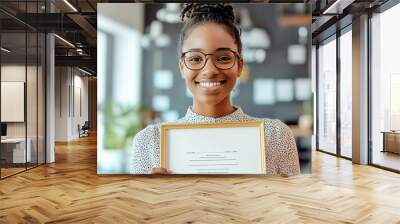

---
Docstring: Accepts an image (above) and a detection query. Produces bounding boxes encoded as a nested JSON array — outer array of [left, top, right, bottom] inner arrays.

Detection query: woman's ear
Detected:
[[237, 57, 244, 77], [179, 60, 185, 78]]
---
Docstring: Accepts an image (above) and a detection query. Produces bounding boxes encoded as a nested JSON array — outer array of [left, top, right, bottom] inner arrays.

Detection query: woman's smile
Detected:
[[194, 79, 227, 93]]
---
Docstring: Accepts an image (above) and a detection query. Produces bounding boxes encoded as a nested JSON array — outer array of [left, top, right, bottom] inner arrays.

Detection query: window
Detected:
[[370, 2, 400, 171], [317, 37, 337, 154], [339, 28, 352, 158]]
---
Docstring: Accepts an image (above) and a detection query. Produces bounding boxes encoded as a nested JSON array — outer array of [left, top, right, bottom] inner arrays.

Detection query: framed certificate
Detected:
[[160, 121, 266, 174]]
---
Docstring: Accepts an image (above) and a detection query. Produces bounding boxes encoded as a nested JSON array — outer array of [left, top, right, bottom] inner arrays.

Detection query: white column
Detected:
[[46, 33, 55, 163]]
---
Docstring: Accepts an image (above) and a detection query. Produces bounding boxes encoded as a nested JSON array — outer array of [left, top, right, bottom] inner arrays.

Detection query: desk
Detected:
[[1, 138, 31, 163], [381, 131, 400, 154]]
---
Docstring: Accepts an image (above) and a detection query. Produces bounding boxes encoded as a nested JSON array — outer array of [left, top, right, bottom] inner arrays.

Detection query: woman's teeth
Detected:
[[197, 81, 223, 88]]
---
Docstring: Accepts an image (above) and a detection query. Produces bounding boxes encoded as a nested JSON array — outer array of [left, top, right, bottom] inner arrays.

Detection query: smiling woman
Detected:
[[131, 3, 300, 176]]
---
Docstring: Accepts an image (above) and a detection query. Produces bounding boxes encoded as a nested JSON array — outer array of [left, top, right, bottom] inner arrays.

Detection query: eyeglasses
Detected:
[[181, 49, 240, 70]]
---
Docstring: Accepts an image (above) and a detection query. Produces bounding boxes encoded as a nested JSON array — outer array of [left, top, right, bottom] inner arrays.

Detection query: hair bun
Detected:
[[181, 3, 235, 23]]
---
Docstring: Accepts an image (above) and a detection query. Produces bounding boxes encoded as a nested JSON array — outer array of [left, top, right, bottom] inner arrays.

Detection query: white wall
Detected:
[[1, 65, 38, 138], [1, 66, 26, 130], [55, 67, 68, 141], [1, 65, 26, 139], [1, 63, 46, 164], [72, 73, 89, 138], [55, 67, 89, 141]]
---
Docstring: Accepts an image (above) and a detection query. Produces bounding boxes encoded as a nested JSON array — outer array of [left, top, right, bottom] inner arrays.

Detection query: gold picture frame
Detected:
[[160, 121, 266, 174]]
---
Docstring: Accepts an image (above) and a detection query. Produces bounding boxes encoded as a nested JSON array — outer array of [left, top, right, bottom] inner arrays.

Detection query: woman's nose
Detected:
[[201, 57, 219, 76]]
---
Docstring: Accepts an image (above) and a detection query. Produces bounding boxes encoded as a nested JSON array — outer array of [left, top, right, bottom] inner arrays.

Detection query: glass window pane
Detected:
[[318, 37, 337, 154], [27, 31, 38, 169], [371, 3, 400, 171], [1, 31, 27, 177], [0, 1, 46, 179], [340, 29, 352, 158], [38, 33, 45, 165]]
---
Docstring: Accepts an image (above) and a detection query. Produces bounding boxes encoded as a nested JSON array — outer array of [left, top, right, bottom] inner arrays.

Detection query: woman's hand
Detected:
[[151, 168, 172, 174]]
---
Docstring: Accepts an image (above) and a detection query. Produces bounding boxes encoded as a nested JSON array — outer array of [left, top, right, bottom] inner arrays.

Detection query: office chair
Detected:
[[79, 121, 90, 138]]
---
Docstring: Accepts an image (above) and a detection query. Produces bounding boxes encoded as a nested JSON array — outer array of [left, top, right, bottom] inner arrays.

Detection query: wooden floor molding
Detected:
[[1, 134, 400, 223]]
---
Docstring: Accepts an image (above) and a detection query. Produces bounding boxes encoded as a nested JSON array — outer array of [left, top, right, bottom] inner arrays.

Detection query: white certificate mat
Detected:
[[160, 121, 266, 174]]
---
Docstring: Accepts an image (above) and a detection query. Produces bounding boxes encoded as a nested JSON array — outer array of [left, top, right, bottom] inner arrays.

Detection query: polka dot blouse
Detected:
[[131, 106, 300, 176]]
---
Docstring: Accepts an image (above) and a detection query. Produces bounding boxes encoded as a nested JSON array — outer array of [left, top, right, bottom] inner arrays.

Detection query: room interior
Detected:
[[0, 0, 399, 223]]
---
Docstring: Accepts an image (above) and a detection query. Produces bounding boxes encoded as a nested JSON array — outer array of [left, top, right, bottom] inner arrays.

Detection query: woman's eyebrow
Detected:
[[216, 47, 231, 51], [186, 47, 233, 52], [187, 48, 203, 52]]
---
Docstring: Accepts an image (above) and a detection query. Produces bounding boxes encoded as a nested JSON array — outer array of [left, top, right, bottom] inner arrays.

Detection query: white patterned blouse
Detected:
[[131, 106, 300, 176]]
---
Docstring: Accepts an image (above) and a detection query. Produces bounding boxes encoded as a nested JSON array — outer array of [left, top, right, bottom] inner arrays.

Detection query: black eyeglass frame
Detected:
[[180, 49, 241, 71]]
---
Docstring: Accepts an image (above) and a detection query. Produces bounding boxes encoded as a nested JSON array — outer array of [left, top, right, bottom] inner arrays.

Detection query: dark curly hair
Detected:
[[178, 3, 242, 56]]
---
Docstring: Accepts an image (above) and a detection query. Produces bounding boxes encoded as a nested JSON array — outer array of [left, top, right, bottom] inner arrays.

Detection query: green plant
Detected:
[[103, 98, 148, 150]]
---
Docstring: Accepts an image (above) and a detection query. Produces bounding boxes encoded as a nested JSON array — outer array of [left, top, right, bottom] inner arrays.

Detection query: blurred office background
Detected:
[[97, 3, 312, 174]]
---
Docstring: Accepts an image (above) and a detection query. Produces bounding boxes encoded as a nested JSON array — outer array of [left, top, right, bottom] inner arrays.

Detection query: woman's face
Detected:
[[179, 22, 243, 106]]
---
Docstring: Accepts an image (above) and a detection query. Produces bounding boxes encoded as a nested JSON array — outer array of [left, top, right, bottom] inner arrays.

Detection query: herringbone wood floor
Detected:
[[1, 134, 400, 224]]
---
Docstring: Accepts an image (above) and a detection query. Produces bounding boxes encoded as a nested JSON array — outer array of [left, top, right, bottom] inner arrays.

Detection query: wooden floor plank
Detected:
[[0, 134, 399, 223]]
